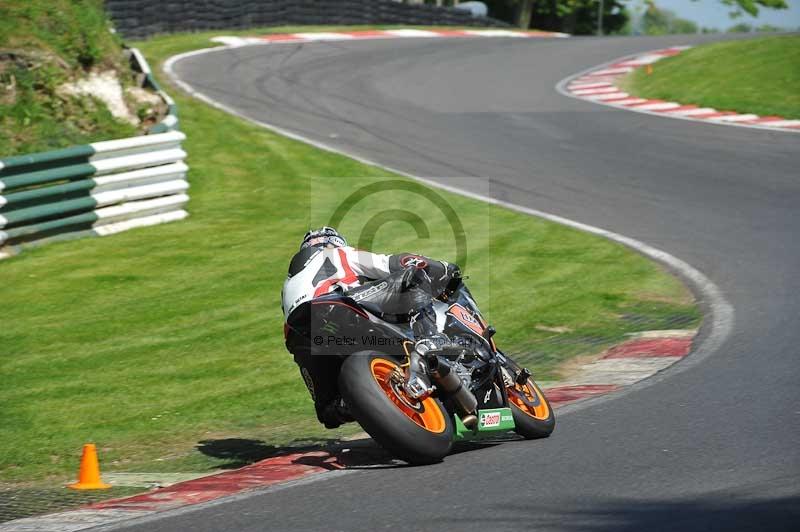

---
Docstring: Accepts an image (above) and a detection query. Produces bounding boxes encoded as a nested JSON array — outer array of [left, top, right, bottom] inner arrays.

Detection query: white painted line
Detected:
[[586, 92, 629, 101], [161, 114, 179, 127], [608, 98, 648, 106], [627, 329, 697, 339], [211, 36, 250, 47], [709, 114, 759, 123], [129, 48, 151, 76], [617, 54, 669, 66], [93, 194, 189, 224], [464, 29, 527, 38], [664, 107, 717, 116], [588, 67, 633, 76], [571, 86, 620, 96], [567, 82, 612, 90], [630, 102, 681, 111], [383, 29, 441, 38], [90, 131, 185, 159], [293, 32, 355, 41], [761, 119, 800, 128], [160, 90, 175, 107], [91, 148, 186, 175], [93, 161, 188, 191], [91, 179, 188, 207], [93, 209, 188, 237]]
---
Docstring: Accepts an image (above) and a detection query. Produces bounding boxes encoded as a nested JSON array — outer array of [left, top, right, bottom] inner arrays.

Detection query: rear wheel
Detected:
[[506, 371, 555, 439], [338, 351, 454, 464]]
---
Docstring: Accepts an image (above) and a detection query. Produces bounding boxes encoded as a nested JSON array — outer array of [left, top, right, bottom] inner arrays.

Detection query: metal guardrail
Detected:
[[0, 49, 188, 261]]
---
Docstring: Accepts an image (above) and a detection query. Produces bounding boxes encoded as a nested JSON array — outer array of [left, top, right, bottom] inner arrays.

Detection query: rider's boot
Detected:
[[319, 397, 354, 429]]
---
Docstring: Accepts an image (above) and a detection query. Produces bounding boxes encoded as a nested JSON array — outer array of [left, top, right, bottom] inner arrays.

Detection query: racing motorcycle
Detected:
[[287, 269, 555, 465]]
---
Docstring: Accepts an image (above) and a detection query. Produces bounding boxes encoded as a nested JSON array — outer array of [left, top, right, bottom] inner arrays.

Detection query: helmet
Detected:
[[300, 226, 347, 250]]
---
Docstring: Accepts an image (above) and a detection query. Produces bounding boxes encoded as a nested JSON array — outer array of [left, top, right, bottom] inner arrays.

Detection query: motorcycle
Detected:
[[285, 269, 555, 464]]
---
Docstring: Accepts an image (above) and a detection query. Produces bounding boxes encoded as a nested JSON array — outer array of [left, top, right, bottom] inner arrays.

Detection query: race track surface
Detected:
[[129, 35, 800, 531]]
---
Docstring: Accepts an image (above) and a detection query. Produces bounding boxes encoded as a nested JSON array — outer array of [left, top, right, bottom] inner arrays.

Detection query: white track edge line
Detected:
[[555, 49, 800, 134]]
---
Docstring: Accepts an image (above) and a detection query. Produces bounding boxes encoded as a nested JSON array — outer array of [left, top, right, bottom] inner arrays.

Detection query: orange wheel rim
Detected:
[[507, 379, 551, 420], [370, 358, 446, 434]]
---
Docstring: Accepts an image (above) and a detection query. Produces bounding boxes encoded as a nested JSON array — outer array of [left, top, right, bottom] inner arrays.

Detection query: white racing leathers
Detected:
[[282, 245, 452, 320], [282, 246, 393, 319], [281, 244, 457, 428]]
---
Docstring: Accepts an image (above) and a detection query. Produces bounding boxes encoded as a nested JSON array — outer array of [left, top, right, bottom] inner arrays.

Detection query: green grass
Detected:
[[0, 31, 698, 486], [0, 0, 137, 155], [622, 35, 800, 119]]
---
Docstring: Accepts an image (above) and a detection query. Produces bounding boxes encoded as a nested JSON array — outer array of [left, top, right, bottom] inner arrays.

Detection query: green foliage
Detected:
[[484, 0, 629, 34], [0, 0, 138, 155], [0, 32, 696, 484], [0, 0, 122, 70], [717, 0, 788, 17], [727, 22, 753, 32], [642, 2, 698, 34], [623, 35, 800, 119]]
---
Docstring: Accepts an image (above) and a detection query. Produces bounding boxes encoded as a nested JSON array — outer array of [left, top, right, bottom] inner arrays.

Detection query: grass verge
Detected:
[[0, 29, 698, 486], [621, 35, 800, 119]]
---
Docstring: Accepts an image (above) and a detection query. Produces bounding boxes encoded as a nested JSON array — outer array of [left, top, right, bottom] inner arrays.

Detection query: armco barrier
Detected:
[[0, 49, 187, 261]]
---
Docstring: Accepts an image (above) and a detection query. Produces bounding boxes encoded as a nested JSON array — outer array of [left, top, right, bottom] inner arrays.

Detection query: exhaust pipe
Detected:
[[427, 355, 478, 429]]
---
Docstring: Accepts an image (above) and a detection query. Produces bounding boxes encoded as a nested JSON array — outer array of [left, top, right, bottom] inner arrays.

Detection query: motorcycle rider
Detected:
[[281, 227, 461, 429]]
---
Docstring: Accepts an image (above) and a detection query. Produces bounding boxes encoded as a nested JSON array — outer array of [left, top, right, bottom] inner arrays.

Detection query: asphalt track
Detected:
[[124, 35, 799, 531]]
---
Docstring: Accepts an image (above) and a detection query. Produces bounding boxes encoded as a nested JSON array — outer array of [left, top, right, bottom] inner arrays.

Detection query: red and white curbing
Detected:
[[0, 329, 694, 532], [211, 28, 568, 48], [542, 329, 695, 404], [561, 46, 800, 132]]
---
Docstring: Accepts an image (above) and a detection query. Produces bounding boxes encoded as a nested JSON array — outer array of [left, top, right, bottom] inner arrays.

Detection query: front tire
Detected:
[[505, 367, 555, 439], [338, 351, 454, 464]]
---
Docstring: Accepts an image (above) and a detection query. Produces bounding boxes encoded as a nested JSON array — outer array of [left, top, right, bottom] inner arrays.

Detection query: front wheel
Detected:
[[506, 374, 555, 439], [338, 351, 454, 464]]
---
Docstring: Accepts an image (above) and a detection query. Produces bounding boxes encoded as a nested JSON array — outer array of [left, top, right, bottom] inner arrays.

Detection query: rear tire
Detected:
[[338, 351, 454, 465]]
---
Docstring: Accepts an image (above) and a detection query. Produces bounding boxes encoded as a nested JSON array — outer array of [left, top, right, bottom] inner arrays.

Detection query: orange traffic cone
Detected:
[[67, 443, 111, 490]]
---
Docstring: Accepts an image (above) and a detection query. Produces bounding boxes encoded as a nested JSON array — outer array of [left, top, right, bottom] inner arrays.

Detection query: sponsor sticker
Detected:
[[448, 304, 485, 336], [480, 411, 501, 428], [351, 281, 388, 302]]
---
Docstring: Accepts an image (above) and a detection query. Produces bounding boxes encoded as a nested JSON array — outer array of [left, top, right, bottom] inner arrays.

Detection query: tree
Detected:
[[641, 2, 699, 34], [484, 0, 629, 35], [715, 0, 788, 18], [727, 22, 753, 32]]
